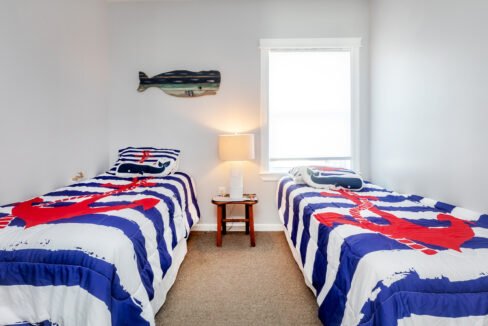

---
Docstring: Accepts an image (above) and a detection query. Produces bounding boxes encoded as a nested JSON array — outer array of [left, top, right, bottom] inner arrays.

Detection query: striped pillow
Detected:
[[289, 166, 363, 191], [108, 147, 180, 177]]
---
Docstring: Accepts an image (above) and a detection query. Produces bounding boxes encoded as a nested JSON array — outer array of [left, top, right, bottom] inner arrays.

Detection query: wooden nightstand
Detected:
[[211, 195, 258, 247]]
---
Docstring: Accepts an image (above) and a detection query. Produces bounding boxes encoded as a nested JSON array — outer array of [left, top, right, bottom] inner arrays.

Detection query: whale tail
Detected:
[[157, 160, 171, 169], [137, 71, 149, 92]]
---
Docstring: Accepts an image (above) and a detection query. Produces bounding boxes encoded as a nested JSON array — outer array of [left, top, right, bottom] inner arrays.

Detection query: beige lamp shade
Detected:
[[218, 134, 255, 161]]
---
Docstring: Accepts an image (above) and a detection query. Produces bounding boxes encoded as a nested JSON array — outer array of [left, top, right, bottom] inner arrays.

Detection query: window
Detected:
[[260, 38, 361, 179]]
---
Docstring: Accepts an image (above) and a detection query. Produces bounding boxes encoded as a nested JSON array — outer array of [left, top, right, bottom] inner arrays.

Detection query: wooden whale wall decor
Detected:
[[137, 70, 221, 97]]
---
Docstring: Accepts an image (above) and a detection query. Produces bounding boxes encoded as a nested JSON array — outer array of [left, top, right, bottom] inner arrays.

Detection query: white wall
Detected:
[[108, 0, 370, 227], [370, 0, 488, 212], [0, 0, 109, 204]]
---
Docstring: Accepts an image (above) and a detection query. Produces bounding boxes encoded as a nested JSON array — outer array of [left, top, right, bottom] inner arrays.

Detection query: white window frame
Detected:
[[259, 38, 362, 181]]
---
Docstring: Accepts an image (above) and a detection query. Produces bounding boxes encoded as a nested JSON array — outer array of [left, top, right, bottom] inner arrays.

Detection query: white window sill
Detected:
[[259, 171, 287, 181]]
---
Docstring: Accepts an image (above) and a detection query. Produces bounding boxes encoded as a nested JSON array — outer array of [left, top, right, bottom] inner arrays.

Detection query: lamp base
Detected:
[[229, 175, 243, 199], [229, 165, 244, 199]]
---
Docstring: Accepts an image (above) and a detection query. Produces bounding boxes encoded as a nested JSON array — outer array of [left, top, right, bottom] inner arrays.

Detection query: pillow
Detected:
[[289, 166, 363, 191], [108, 147, 180, 177], [289, 165, 356, 182], [288, 166, 306, 183]]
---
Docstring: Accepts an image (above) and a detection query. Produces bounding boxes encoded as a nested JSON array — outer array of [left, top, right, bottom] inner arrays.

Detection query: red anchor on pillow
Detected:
[[314, 190, 475, 255], [138, 151, 152, 163], [0, 178, 160, 229]]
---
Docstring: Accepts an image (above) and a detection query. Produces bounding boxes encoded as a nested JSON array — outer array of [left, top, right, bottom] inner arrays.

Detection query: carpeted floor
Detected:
[[156, 232, 321, 326]]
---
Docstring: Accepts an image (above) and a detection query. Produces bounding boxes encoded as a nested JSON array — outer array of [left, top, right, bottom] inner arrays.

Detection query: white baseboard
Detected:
[[192, 223, 284, 232]]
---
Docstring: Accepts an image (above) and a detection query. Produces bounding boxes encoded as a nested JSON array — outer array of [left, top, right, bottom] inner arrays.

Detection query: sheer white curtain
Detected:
[[268, 50, 352, 171]]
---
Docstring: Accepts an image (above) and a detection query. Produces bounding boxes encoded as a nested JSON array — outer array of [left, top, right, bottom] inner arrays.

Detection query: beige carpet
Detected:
[[156, 232, 322, 326]]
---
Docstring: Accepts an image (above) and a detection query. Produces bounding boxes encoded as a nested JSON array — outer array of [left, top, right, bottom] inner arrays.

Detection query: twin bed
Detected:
[[278, 171, 488, 325], [0, 148, 200, 325]]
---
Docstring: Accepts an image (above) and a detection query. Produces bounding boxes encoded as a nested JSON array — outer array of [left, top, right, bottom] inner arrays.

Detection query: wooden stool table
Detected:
[[211, 196, 258, 247]]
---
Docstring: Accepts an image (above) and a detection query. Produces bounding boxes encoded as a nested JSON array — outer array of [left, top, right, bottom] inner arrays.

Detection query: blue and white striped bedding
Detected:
[[277, 176, 488, 326], [0, 172, 200, 326]]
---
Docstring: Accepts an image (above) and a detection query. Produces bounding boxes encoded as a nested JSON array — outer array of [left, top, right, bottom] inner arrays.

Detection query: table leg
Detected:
[[216, 205, 222, 247], [222, 204, 227, 235], [248, 204, 255, 247], [245, 205, 250, 235]]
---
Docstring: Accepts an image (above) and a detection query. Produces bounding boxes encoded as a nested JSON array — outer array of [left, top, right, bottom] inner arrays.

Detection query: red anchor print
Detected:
[[314, 190, 475, 255], [137, 151, 152, 163], [0, 178, 160, 229]]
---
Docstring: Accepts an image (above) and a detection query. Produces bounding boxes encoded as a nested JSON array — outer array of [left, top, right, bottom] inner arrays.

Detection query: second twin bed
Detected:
[[277, 167, 488, 325]]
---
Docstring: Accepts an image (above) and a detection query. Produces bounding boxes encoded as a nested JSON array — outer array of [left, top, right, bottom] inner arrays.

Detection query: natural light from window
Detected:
[[268, 50, 352, 172]]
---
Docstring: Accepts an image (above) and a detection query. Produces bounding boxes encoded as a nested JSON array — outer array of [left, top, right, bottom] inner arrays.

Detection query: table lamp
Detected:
[[218, 133, 255, 199]]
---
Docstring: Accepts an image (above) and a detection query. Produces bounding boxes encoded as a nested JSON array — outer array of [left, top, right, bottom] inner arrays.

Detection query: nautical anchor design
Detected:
[[0, 178, 160, 229], [137, 150, 152, 163], [314, 190, 475, 255]]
